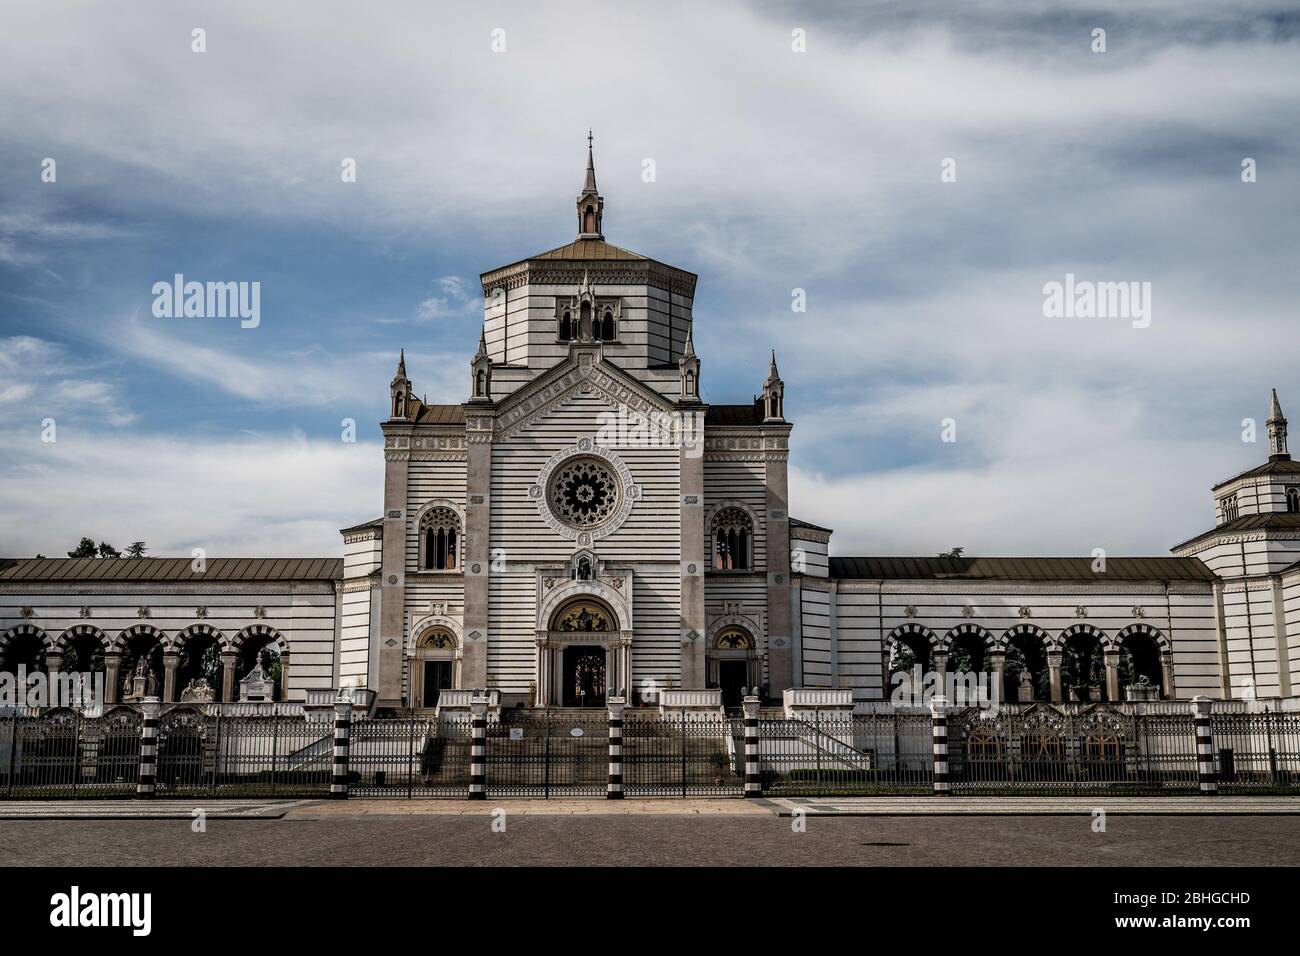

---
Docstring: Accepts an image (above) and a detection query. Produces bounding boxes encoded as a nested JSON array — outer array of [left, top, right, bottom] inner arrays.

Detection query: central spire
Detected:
[[576, 131, 604, 240]]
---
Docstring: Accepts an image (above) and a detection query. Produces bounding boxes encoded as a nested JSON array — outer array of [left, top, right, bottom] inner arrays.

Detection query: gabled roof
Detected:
[[0, 558, 343, 583], [827, 556, 1216, 583], [1212, 457, 1300, 491], [1171, 512, 1300, 551]]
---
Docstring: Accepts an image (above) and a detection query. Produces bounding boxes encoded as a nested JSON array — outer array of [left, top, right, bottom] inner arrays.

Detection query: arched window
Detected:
[[599, 309, 615, 341], [579, 301, 592, 339], [1220, 494, 1239, 522], [420, 507, 461, 571], [559, 310, 572, 341], [584, 205, 596, 234], [712, 507, 752, 571], [1287, 487, 1300, 513]]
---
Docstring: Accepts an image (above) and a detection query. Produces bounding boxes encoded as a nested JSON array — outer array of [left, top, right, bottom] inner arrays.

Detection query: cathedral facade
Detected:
[[2, 144, 1299, 711]]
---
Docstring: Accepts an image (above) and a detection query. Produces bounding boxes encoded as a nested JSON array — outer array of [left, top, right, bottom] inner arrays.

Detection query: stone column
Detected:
[[930, 695, 950, 795], [136, 697, 160, 798], [1047, 651, 1063, 702], [45, 653, 63, 704], [468, 694, 488, 799], [1104, 649, 1121, 702], [220, 652, 238, 704], [330, 700, 352, 799], [931, 648, 948, 680], [1192, 695, 1217, 795], [461, 416, 494, 689], [378, 432, 411, 708], [162, 651, 180, 703], [764, 431, 794, 696], [680, 411, 707, 688], [742, 693, 762, 797], [278, 652, 291, 702], [987, 651, 1006, 707], [607, 696, 625, 799], [103, 653, 123, 705], [1160, 652, 1177, 700]]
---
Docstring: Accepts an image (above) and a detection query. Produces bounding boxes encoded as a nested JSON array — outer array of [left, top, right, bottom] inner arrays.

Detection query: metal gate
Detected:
[[350, 716, 470, 797], [623, 715, 744, 797], [485, 710, 608, 797], [2, 707, 142, 799], [759, 710, 933, 795]]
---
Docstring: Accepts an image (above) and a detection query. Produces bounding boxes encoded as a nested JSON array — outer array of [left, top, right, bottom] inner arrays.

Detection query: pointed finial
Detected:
[[767, 349, 780, 381], [1268, 387, 1289, 459], [393, 348, 407, 380], [474, 328, 488, 359], [683, 327, 696, 358]]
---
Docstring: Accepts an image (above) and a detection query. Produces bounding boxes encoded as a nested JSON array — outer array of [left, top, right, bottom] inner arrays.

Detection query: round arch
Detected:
[[174, 622, 230, 653], [53, 623, 109, 655], [1115, 622, 1169, 653], [0, 623, 52, 659], [1057, 622, 1110, 652], [111, 623, 170, 655], [409, 622, 461, 709], [537, 585, 630, 708], [1000, 624, 1052, 703], [706, 615, 762, 705], [537, 579, 629, 635], [231, 624, 289, 702], [885, 623, 939, 664]]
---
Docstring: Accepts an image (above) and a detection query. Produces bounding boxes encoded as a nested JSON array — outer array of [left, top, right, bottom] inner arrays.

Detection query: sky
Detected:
[[1, 0, 1298, 559]]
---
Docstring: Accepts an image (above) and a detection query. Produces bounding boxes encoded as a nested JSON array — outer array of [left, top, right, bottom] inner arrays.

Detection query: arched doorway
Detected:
[[1118, 629, 1166, 699], [546, 598, 619, 708], [410, 628, 459, 709], [708, 627, 759, 710], [1002, 627, 1050, 703], [1062, 627, 1108, 702]]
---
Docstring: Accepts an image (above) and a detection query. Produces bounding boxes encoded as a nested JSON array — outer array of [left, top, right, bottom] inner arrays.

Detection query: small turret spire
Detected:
[[576, 132, 605, 240], [396, 348, 406, 378], [1267, 387, 1289, 460], [389, 348, 411, 420], [762, 349, 785, 422], [766, 349, 780, 384]]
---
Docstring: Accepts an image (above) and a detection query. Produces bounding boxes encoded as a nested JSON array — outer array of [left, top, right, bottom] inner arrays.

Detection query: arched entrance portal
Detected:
[[540, 598, 627, 708]]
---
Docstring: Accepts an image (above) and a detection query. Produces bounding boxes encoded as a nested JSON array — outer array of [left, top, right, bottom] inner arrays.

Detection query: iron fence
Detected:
[[153, 707, 332, 797], [350, 716, 469, 797], [622, 715, 744, 797], [759, 711, 934, 795], [1212, 709, 1300, 793], [948, 706, 1202, 794], [485, 710, 609, 798], [6, 702, 1300, 800], [2, 707, 141, 799]]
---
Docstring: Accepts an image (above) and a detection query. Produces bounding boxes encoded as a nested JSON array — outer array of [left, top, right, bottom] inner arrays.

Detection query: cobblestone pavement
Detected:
[[3, 811, 1300, 866]]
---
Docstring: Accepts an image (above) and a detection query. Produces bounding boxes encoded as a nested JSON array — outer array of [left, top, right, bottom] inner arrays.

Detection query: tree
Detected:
[[68, 537, 98, 558], [125, 541, 148, 559], [97, 542, 122, 558], [938, 547, 965, 558]]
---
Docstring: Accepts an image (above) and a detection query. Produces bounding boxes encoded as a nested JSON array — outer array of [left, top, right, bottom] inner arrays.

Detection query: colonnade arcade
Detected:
[[0, 622, 291, 703], [886, 621, 1175, 702]]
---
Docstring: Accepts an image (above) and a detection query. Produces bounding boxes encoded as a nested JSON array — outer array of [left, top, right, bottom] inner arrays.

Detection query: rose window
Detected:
[[549, 458, 620, 528]]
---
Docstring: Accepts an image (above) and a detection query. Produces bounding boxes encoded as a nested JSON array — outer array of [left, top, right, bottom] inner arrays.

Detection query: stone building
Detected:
[[1, 142, 1296, 710]]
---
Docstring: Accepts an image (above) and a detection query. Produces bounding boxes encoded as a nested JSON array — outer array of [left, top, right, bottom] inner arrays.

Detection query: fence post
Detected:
[[743, 693, 762, 798], [607, 696, 625, 799], [136, 697, 161, 798], [468, 694, 487, 800], [330, 700, 352, 800], [930, 695, 950, 795], [1192, 695, 1217, 795]]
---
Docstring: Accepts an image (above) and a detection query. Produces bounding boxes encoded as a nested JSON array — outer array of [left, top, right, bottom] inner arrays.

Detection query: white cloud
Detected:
[[0, 429, 382, 557], [0, 335, 136, 427]]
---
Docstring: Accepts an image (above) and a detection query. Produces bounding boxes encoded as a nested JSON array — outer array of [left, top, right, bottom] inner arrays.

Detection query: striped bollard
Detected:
[[742, 693, 762, 798], [468, 694, 488, 800], [1192, 695, 1217, 795], [330, 700, 352, 799], [136, 697, 161, 798], [607, 696, 625, 799], [929, 695, 950, 795]]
